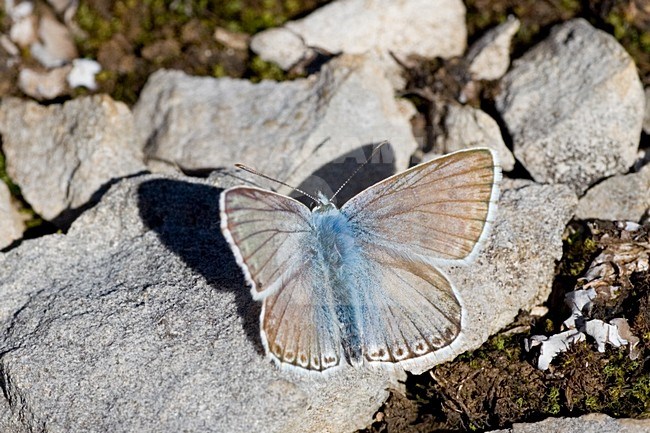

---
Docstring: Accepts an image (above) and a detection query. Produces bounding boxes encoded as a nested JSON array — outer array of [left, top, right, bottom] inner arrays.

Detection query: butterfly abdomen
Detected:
[[311, 207, 364, 365]]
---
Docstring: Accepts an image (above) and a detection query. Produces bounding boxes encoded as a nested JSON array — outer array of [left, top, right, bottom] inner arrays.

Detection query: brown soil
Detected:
[[360, 221, 650, 432]]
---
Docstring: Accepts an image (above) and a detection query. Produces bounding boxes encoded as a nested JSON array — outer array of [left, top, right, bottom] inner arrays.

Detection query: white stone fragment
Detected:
[[584, 319, 627, 352], [0, 35, 19, 56], [9, 14, 37, 47], [67, 58, 101, 90], [30, 14, 78, 68], [9, 0, 33, 19], [530, 330, 586, 371], [563, 288, 596, 329]]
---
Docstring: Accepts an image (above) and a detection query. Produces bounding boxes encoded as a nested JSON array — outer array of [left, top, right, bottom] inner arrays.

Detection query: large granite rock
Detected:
[[496, 19, 645, 194], [133, 54, 417, 199], [0, 166, 578, 430]]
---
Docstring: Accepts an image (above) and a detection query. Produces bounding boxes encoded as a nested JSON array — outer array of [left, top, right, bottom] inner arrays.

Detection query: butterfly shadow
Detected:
[[136, 178, 264, 353], [290, 142, 398, 207]]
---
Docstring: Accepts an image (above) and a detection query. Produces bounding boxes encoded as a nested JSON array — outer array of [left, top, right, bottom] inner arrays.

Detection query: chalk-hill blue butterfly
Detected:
[[220, 148, 501, 374]]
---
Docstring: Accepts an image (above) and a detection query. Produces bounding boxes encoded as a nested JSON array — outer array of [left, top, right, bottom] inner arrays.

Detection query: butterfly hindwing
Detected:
[[354, 244, 461, 364], [261, 265, 343, 372]]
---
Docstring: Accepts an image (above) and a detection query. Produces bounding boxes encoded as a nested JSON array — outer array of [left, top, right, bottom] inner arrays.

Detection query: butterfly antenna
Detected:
[[330, 141, 388, 202], [234, 164, 320, 204]]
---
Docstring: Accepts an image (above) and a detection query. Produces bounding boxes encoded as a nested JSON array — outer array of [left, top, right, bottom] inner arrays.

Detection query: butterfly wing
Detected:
[[220, 186, 343, 372], [261, 266, 344, 372], [342, 148, 501, 263], [341, 148, 500, 365], [353, 245, 461, 364], [220, 186, 314, 299]]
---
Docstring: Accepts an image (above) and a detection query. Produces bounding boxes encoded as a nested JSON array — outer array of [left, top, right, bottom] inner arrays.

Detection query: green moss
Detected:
[[248, 56, 288, 81], [0, 151, 20, 198], [490, 334, 507, 351], [75, 3, 118, 51], [559, 224, 599, 278], [559, 0, 580, 13], [598, 349, 650, 416], [584, 395, 601, 412], [606, 12, 628, 40], [544, 386, 562, 415], [631, 375, 650, 413], [212, 64, 227, 78]]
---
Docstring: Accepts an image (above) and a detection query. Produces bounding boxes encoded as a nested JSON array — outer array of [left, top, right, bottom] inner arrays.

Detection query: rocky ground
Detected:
[[0, 1, 649, 432]]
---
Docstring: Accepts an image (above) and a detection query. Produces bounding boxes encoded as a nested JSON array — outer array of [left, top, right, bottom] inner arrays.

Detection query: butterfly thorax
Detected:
[[310, 201, 364, 365], [312, 192, 336, 213]]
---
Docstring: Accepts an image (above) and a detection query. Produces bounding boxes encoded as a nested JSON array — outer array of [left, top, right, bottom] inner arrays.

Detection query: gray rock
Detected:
[[250, 0, 466, 71], [575, 164, 650, 221], [0, 173, 393, 433], [408, 179, 578, 374], [433, 103, 515, 171], [496, 19, 645, 194], [492, 413, 650, 433], [467, 16, 520, 81], [0, 182, 24, 249], [643, 87, 650, 135], [0, 95, 146, 226], [133, 54, 417, 201], [0, 394, 27, 433]]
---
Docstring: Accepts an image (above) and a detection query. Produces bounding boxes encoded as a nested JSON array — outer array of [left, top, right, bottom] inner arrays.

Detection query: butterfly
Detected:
[[220, 148, 501, 374]]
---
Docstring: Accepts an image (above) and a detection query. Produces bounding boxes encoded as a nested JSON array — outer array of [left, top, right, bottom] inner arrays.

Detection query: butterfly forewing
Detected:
[[220, 187, 313, 298], [342, 148, 500, 262]]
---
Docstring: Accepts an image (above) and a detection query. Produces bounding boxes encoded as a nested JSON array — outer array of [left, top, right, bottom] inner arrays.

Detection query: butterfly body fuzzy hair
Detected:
[[310, 203, 366, 366]]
